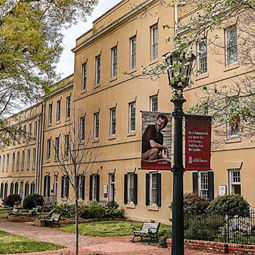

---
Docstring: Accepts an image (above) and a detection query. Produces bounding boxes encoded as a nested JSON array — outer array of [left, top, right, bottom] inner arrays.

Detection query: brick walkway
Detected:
[[0, 219, 219, 254]]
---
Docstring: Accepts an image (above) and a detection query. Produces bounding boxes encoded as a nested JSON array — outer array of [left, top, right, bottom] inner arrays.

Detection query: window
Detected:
[[27, 149, 30, 170], [16, 151, 20, 170], [47, 139, 51, 160], [82, 62, 87, 91], [12, 153, 15, 171], [0, 156, 1, 171], [29, 123, 32, 139], [49, 103, 53, 124], [129, 102, 136, 132], [61, 175, 69, 198], [6, 154, 9, 172], [0, 182, 3, 198], [111, 46, 118, 78], [44, 175, 50, 197], [21, 151, 25, 170], [10, 182, 14, 194], [18, 128, 21, 143], [31, 182, 35, 194], [145, 173, 161, 206], [78, 175, 85, 200], [34, 121, 37, 139], [4, 182, 8, 199], [199, 172, 208, 199], [109, 174, 115, 202], [55, 137, 59, 159], [124, 173, 138, 204], [110, 107, 116, 136], [23, 125, 26, 142], [151, 24, 158, 61], [15, 182, 19, 194], [150, 95, 158, 112], [32, 148, 36, 169], [66, 96, 71, 119], [80, 117, 85, 141], [25, 182, 29, 197], [229, 170, 241, 194], [56, 100, 61, 122], [89, 174, 100, 201], [225, 25, 238, 66], [64, 135, 69, 158], [95, 55, 101, 85], [94, 113, 99, 139], [130, 36, 137, 70], [2, 155, 5, 172], [227, 121, 240, 139], [197, 39, 208, 74]]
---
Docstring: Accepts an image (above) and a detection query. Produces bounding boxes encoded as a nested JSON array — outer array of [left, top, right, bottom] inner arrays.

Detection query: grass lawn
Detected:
[[0, 209, 9, 219], [0, 230, 65, 254], [59, 220, 171, 237]]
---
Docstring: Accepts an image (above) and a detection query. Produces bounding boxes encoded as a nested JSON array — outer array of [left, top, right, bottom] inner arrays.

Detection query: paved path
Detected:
[[0, 219, 218, 255]]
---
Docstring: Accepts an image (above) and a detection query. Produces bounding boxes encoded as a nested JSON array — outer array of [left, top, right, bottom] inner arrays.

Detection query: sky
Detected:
[[56, 0, 121, 79]]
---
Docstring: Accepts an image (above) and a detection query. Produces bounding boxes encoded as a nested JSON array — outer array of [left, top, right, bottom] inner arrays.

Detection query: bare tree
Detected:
[[51, 108, 99, 255]]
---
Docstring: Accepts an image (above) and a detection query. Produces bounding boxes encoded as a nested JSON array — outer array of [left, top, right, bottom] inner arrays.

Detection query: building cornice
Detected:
[[72, 0, 156, 53]]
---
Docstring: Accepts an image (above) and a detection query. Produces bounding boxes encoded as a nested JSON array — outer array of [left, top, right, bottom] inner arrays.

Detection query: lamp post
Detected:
[[164, 51, 196, 255]]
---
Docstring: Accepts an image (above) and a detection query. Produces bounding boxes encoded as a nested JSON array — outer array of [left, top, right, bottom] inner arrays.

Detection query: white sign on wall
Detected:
[[219, 185, 227, 196]]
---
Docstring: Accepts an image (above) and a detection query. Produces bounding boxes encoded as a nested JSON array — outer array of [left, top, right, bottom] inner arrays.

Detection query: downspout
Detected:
[[38, 102, 45, 195], [174, 2, 186, 35]]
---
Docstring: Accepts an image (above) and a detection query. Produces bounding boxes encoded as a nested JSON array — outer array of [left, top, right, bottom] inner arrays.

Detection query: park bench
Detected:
[[132, 222, 161, 245], [44, 213, 61, 228], [12, 208, 19, 214]]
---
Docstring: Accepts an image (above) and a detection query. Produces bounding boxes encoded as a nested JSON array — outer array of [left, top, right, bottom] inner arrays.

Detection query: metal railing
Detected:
[[184, 208, 255, 244]]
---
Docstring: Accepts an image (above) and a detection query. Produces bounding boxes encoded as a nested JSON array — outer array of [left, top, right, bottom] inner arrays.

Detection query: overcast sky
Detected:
[[56, 0, 121, 79]]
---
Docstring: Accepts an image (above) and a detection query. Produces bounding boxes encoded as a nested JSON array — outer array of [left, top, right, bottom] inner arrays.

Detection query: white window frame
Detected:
[[63, 175, 69, 198], [92, 174, 98, 201], [12, 153, 15, 171], [48, 103, 53, 124], [82, 62, 87, 91], [130, 36, 137, 70], [16, 151, 20, 170], [151, 24, 158, 61], [150, 95, 158, 112], [110, 107, 116, 136], [80, 117, 85, 141], [47, 139, 51, 160], [150, 172, 158, 206], [111, 46, 118, 78], [78, 175, 85, 200], [94, 113, 99, 139], [129, 102, 136, 133], [199, 171, 209, 199], [227, 122, 240, 139], [229, 170, 241, 195], [56, 100, 61, 122], [21, 151, 25, 170], [6, 154, 9, 172], [32, 148, 36, 169], [95, 55, 101, 85], [128, 173, 134, 204], [225, 25, 238, 66], [55, 137, 59, 160], [197, 39, 208, 75]]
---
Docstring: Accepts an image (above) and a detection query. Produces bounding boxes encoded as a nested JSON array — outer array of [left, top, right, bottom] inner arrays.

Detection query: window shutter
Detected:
[[208, 171, 214, 202], [66, 176, 70, 198], [89, 175, 92, 200], [82, 175, 85, 200], [134, 173, 138, 205], [192, 172, 198, 193], [61, 176, 64, 198], [157, 173, 161, 206], [124, 174, 127, 204], [145, 173, 150, 205], [96, 175, 100, 201]]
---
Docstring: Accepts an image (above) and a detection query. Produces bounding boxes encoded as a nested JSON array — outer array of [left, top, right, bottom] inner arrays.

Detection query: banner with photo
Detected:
[[141, 111, 172, 170]]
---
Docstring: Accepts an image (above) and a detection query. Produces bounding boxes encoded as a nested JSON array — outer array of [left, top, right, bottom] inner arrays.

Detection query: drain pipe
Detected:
[[175, 2, 186, 35]]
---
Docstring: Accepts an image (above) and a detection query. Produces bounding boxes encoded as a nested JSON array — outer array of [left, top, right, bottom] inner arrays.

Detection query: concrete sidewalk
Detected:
[[0, 219, 218, 254]]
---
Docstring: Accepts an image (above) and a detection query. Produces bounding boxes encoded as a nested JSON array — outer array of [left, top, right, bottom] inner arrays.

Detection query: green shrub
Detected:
[[207, 194, 250, 217], [3, 194, 21, 208], [106, 201, 119, 209], [23, 194, 44, 209], [158, 228, 172, 248], [170, 193, 210, 217]]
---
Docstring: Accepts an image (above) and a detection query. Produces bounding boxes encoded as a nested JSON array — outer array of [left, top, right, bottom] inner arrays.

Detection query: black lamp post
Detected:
[[164, 51, 196, 255]]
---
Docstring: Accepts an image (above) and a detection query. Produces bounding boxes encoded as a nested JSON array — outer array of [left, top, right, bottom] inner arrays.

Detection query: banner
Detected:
[[141, 111, 172, 170], [185, 115, 212, 171]]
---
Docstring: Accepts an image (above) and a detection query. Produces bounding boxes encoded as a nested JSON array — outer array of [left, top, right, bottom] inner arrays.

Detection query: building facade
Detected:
[[0, 0, 254, 224]]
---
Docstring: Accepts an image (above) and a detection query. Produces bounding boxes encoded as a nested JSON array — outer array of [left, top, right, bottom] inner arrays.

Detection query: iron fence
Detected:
[[184, 208, 255, 244]]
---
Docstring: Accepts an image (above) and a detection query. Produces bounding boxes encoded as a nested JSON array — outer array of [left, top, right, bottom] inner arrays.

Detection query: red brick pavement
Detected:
[[0, 219, 221, 255]]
